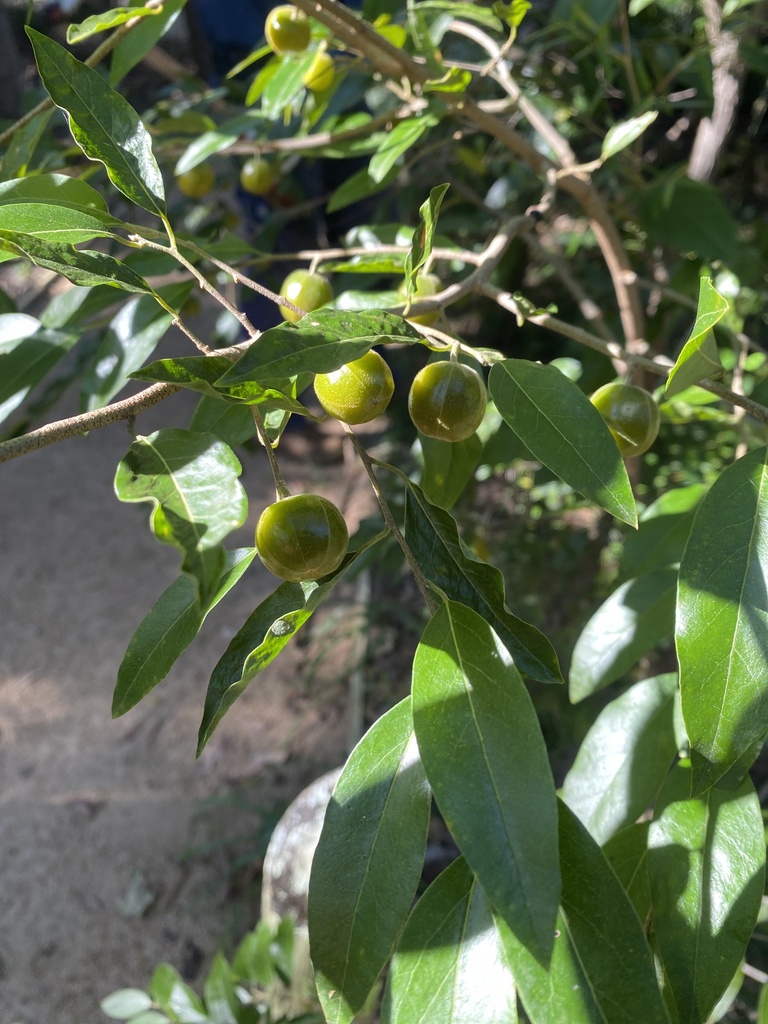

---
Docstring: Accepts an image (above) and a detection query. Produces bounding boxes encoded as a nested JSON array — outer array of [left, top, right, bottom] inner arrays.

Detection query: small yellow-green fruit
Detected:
[[256, 494, 348, 582], [590, 382, 660, 457], [408, 360, 487, 442], [279, 269, 334, 323], [398, 273, 442, 326], [240, 156, 276, 195], [315, 350, 395, 424], [302, 50, 335, 93], [265, 4, 311, 55], [176, 163, 215, 198]]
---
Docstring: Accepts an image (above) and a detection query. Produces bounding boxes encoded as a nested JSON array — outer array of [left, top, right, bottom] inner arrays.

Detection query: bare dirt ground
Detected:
[[0, 372, 376, 1023]]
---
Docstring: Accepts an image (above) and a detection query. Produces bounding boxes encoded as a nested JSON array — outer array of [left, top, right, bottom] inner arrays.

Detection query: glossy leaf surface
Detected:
[[419, 433, 483, 510], [383, 857, 517, 1024], [649, 764, 765, 1023], [28, 28, 166, 217], [603, 822, 652, 922], [665, 277, 727, 399], [197, 534, 385, 753], [0, 201, 116, 255], [677, 446, 768, 792], [569, 567, 677, 702], [622, 483, 708, 578], [489, 359, 637, 527], [218, 309, 422, 385], [369, 117, 438, 183], [0, 319, 78, 425], [499, 801, 670, 1024], [403, 183, 449, 292], [0, 171, 109, 211], [0, 230, 152, 294], [114, 430, 247, 607], [562, 674, 678, 844], [309, 699, 431, 1024], [404, 480, 561, 683], [110, 0, 186, 84], [601, 110, 658, 159], [67, 6, 159, 43], [412, 600, 560, 962], [113, 549, 256, 717], [82, 291, 184, 411]]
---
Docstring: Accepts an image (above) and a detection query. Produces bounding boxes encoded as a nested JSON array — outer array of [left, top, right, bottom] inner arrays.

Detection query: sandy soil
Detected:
[[0, 378, 374, 1023]]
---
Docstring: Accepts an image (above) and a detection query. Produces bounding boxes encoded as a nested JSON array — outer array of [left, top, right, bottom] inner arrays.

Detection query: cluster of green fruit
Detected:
[[254, 358, 660, 584], [175, 5, 335, 201]]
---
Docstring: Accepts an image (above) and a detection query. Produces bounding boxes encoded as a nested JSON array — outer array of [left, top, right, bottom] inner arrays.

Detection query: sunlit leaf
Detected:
[[0, 231, 153, 294], [649, 763, 765, 1023], [678, 446, 768, 793], [114, 430, 248, 607], [403, 183, 450, 294], [27, 28, 166, 217], [601, 111, 658, 160], [489, 359, 637, 527], [665, 277, 727, 399], [562, 674, 678, 844], [403, 480, 562, 684], [412, 600, 560, 962], [383, 857, 517, 1023], [113, 548, 256, 717], [498, 801, 671, 1024], [67, 5, 159, 44], [310, 699, 431, 1024], [569, 567, 677, 702]]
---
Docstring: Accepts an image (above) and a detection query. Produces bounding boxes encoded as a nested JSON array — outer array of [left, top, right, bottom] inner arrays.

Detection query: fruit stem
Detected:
[[341, 424, 436, 614], [252, 408, 291, 501]]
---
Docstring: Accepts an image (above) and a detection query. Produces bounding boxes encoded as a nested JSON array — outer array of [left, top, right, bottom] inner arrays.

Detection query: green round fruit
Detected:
[[590, 382, 660, 457], [302, 50, 335, 92], [176, 163, 215, 198], [255, 494, 348, 582], [314, 349, 395, 424], [408, 360, 487, 442], [279, 269, 334, 323], [265, 4, 311, 55], [398, 272, 442, 326], [240, 156, 276, 195]]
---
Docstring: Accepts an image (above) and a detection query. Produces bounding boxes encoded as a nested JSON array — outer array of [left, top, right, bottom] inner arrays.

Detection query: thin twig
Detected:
[[341, 424, 436, 614], [251, 407, 291, 499], [482, 282, 768, 423]]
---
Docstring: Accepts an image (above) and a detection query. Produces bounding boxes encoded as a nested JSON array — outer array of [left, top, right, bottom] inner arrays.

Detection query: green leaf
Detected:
[[197, 534, 385, 753], [203, 953, 239, 1024], [601, 110, 658, 160], [665, 278, 727, 398], [0, 317, 78, 425], [383, 857, 518, 1023], [649, 763, 765, 1023], [40, 283, 121, 330], [489, 359, 637, 527], [190, 397, 256, 447], [114, 430, 248, 607], [403, 480, 562, 684], [404, 183, 450, 293], [562, 674, 678, 844], [412, 600, 560, 962], [100, 989, 153, 1019], [0, 201, 116, 256], [368, 117, 438, 184], [569, 567, 678, 702], [131, 356, 311, 414], [327, 163, 400, 214], [678, 446, 768, 793], [0, 231, 153, 294], [27, 28, 166, 217], [82, 291, 182, 411], [174, 112, 262, 174], [622, 483, 708, 578], [67, 5, 159, 43], [113, 548, 256, 717], [0, 108, 53, 179], [262, 51, 315, 119], [218, 309, 422, 385], [0, 172, 109, 212], [419, 433, 482, 510], [498, 801, 671, 1024], [110, 0, 187, 85], [603, 822, 652, 922], [149, 963, 209, 1022], [309, 699, 431, 1024], [232, 921, 275, 986]]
